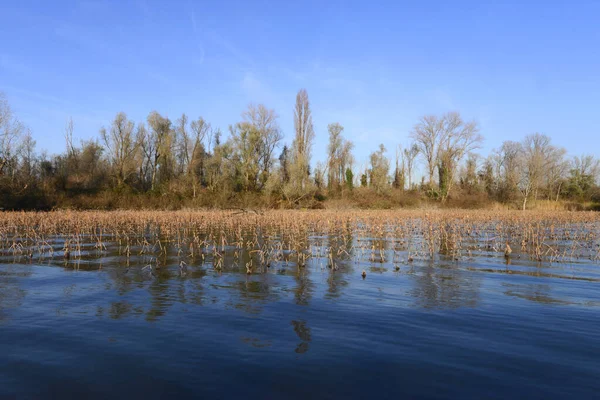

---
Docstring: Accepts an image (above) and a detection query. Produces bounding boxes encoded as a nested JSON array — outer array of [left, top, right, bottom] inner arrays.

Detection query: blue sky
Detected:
[[1, 0, 599, 171]]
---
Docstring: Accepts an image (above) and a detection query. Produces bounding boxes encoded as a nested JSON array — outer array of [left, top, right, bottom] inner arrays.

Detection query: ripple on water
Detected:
[[1, 247, 600, 399]]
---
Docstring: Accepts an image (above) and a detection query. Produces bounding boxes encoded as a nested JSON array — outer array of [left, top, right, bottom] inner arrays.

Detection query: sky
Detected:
[[1, 0, 599, 172]]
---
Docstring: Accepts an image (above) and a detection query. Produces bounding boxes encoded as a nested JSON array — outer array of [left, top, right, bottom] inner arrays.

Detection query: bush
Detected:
[[444, 192, 492, 209]]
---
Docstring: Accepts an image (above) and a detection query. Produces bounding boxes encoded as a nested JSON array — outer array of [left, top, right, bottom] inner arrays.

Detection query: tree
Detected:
[[411, 112, 482, 200], [566, 155, 599, 200], [326, 122, 353, 193], [229, 119, 260, 191], [393, 144, 406, 190], [290, 89, 314, 190], [345, 167, 354, 191], [327, 123, 343, 190], [146, 111, 174, 191], [279, 145, 290, 184], [479, 157, 496, 197], [284, 89, 316, 203], [544, 149, 569, 201], [175, 113, 191, 176], [572, 155, 600, 184], [64, 117, 76, 163], [247, 104, 283, 188], [229, 104, 282, 191], [435, 112, 482, 201], [460, 153, 479, 192], [517, 133, 565, 210], [493, 141, 521, 202], [411, 115, 442, 186], [314, 162, 325, 190], [205, 140, 232, 193], [176, 114, 211, 197], [360, 172, 368, 187], [0, 92, 24, 177], [136, 123, 153, 190], [16, 129, 36, 183], [78, 139, 106, 190], [404, 143, 419, 189], [100, 112, 138, 188], [369, 144, 390, 194]]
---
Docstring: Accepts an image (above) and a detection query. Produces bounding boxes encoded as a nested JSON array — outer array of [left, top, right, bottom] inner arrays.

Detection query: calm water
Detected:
[[1, 236, 599, 399]]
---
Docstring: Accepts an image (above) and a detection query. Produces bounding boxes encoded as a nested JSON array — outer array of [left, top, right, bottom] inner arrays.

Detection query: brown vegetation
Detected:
[[1, 210, 599, 272], [1, 90, 599, 211]]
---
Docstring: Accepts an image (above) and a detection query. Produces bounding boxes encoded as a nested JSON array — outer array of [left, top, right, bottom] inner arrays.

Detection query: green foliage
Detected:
[[565, 169, 596, 200], [345, 167, 354, 191], [360, 173, 368, 187]]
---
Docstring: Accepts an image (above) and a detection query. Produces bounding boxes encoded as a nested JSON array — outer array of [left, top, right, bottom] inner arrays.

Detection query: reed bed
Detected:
[[1, 210, 599, 274]]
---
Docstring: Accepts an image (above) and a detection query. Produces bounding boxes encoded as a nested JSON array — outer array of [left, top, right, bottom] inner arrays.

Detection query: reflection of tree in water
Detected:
[[109, 301, 132, 319], [226, 277, 280, 314], [0, 266, 31, 322], [187, 276, 206, 306], [0, 283, 26, 322], [503, 282, 570, 305], [294, 269, 314, 306], [325, 271, 349, 300], [291, 320, 311, 354], [409, 262, 482, 309], [145, 279, 176, 322], [292, 227, 314, 306]]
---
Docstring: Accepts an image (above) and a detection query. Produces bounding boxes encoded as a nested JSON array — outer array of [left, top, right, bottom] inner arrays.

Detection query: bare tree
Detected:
[[175, 114, 191, 175], [410, 115, 442, 186], [229, 104, 282, 191], [146, 111, 174, 190], [205, 139, 231, 193], [291, 89, 315, 190], [65, 117, 76, 159], [175, 113, 211, 196], [136, 123, 153, 190], [393, 144, 406, 190], [518, 133, 565, 210], [17, 129, 36, 182], [545, 149, 568, 201], [572, 154, 600, 181], [245, 104, 283, 188], [403, 143, 419, 189], [339, 139, 354, 195], [100, 112, 138, 187], [283, 89, 316, 204], [0, 92, 24, 176], [327, 122, 343, 190], [188, 116, 211, 195], [494, 141, 522, 202], [436, 112, 482, 200], [411, 112, 481, 200], [326, 122, 354, 194]]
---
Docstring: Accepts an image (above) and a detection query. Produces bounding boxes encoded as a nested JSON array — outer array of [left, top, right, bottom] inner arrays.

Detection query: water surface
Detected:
[[1, 227, 599, 399]]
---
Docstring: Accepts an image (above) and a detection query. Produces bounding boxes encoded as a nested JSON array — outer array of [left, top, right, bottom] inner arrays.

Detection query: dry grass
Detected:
[[1, 209, 599, 271]]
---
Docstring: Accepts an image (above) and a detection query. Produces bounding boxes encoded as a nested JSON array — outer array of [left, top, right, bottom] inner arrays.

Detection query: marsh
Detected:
[[1, 210, 599, 399]]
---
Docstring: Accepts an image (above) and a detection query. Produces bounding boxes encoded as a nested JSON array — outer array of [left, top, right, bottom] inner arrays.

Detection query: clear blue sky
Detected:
[[1, 0, 599, 171]]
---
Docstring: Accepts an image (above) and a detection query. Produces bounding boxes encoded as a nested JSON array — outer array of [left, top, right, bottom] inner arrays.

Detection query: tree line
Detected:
[[1, 89, 598, 210]]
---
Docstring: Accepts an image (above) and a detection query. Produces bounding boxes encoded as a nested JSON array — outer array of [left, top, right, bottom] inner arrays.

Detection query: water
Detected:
[[1, 225, 600, 398]]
